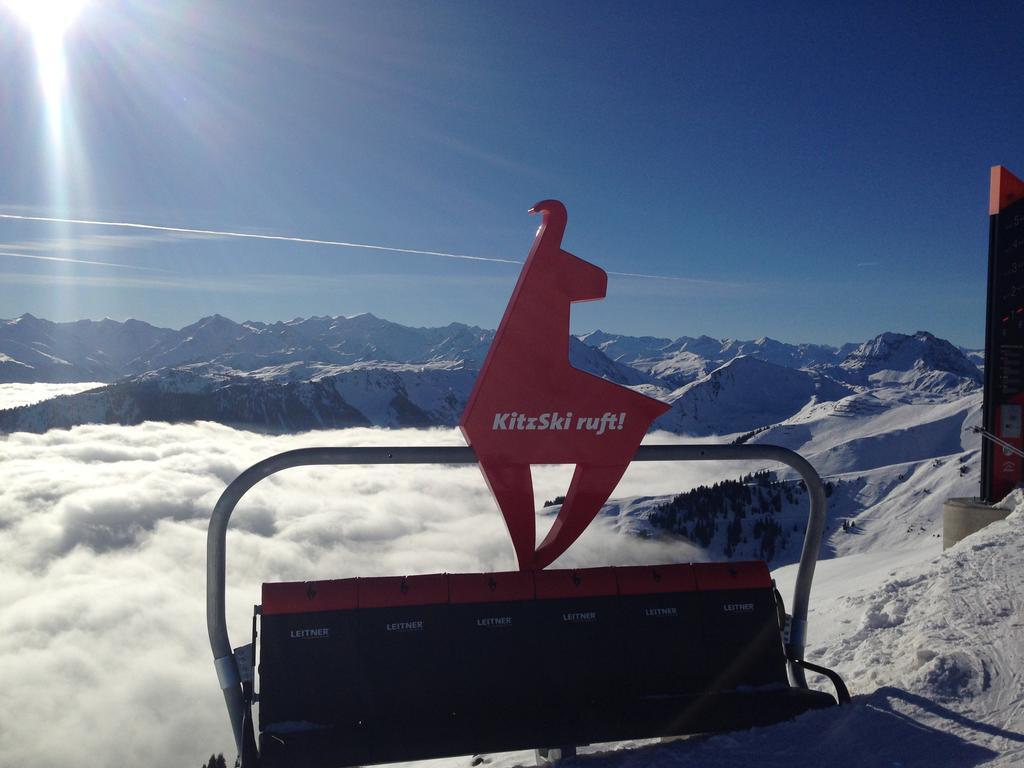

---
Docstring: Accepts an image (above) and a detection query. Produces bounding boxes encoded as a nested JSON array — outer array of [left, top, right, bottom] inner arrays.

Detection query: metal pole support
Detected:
[[208, 443, 828, 756]]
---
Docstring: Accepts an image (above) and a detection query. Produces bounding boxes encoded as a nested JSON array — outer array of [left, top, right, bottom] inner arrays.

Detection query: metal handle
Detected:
[[208, 443, 828, 755]]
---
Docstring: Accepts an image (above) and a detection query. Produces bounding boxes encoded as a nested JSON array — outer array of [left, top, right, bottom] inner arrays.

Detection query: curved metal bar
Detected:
[[208, 443, 826, 754]]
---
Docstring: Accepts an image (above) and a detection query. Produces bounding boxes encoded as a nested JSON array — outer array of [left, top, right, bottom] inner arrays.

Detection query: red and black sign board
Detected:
[[983, 166, 1024, 502]]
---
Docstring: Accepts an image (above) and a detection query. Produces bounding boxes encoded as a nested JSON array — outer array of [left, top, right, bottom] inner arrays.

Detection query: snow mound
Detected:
[[816, 497, 1022, 708]]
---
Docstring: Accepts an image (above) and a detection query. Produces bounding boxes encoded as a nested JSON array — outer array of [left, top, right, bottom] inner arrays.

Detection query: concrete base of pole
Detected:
[[943, 497, 1011, 550]]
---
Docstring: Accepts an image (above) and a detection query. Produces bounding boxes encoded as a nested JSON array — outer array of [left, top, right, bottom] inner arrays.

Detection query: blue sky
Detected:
[[1, 0, 1022, 347]]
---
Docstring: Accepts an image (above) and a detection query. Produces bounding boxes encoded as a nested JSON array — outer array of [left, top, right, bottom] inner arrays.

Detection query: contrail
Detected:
[[605, 269, 728, 285], [0, 213, 521, 265], [0, 212, 733, 285], [0, 251, 171, 272]]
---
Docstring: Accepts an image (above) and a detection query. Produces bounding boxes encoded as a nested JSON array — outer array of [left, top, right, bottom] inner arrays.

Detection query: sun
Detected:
[[5, 0, 88, 105], [4, 0, 87, 39], [5, 0, 90, 219]]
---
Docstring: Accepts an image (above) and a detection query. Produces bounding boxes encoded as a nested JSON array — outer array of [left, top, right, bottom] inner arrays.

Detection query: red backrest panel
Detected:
[[358, 574, 450, 609], [693, 561, 771, 591], [262, 562, 773, 614], [534, 567, 617, 599], [449, 571, 536, 604], [615, 563, 697, 595], [261, 578, 358, 615]]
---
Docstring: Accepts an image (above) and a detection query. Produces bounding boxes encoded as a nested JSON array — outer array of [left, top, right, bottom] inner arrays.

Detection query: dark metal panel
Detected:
[[259, 607, 367, 767], [699, 586, 788, 691], [357, 602, 454, 763], [447, 596, 541, 753]]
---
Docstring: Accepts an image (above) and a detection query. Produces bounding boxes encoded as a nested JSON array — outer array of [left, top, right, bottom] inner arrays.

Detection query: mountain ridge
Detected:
[[0, 313, 983, 435]]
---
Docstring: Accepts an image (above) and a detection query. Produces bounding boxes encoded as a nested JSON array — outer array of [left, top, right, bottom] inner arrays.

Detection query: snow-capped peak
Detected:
[[838, 331, 981, 394]]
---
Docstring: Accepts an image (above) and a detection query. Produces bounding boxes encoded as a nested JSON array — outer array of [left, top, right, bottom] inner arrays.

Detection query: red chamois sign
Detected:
[[460, 200, 670, 570]]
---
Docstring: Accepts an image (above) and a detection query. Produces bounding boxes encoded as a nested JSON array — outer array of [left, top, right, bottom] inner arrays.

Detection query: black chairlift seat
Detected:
[[207, 444, 850, 768], [254, 561, 839, 768]]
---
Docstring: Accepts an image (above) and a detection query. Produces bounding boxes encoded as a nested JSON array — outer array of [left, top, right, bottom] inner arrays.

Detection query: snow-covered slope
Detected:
[[604, 455, 975, 575], [748, 390, 982, 476], [652, 356, 853, 436], [601, 382, 981, 572], [774, 495, 1024, 767], [803, 498, 1024, 709], [567, 336, 660, 387]]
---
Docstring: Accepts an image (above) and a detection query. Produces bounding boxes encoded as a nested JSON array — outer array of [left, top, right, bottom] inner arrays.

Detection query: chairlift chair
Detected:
[[207, 444, 849, 768]]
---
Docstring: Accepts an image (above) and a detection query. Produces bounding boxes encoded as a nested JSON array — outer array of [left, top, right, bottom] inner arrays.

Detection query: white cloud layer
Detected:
[[0, 382, 106, 410], [0, 418, 761, 768], [0, 382, 104, 411]]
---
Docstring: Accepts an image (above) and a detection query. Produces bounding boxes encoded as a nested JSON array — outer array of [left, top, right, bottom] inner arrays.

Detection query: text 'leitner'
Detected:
[[491, 411, 627, 436]]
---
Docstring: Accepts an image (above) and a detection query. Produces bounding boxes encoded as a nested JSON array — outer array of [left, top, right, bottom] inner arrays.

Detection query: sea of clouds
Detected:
[[0, 382, 104, 410], [0, 407, 765, 768]]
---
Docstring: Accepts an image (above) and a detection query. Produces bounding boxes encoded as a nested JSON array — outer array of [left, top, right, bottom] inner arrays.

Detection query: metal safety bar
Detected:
[[208, 443, 828, 756], [973, 425, 1024, 459]]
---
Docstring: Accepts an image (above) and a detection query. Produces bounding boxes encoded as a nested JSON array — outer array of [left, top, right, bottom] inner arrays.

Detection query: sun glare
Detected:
[[4, 0, 87, 37], [5, 0, 91, 300], [5, 0, 87, 104]]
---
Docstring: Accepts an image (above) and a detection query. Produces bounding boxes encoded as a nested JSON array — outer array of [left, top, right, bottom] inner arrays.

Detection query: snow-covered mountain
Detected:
[[140, 313, 495, 373], [0, 312, 495, 382], [0, 314, 982, 435], [652, 355, 853, 435], [828, 331, 983, 395], [579, 329, 854, 387], [0, 313, 175, 382]]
